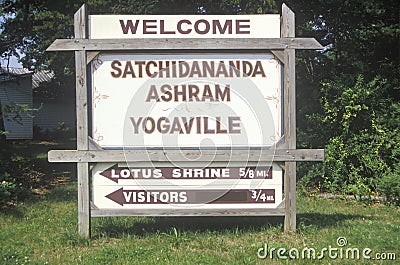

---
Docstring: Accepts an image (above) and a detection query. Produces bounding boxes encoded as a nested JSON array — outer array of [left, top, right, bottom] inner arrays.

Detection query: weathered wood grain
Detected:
[[91, 208, 285, 217], [282, 3, 297, 233], [48, 149, 324, 163], [46, 37, 323, 51], [74, 4, 90, 238]]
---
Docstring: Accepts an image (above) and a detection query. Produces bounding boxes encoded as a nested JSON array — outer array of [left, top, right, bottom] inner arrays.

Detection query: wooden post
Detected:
[[282, 3, 297, 232], [74, 4, 90, 238]]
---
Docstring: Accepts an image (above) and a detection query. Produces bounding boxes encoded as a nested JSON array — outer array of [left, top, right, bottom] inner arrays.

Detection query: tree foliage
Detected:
[[288, 0, 400, 203], [1, 0, 399, 203]]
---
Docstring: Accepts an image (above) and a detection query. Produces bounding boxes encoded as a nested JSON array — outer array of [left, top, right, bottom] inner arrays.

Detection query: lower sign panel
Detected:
[[92, 162, 283, 210]]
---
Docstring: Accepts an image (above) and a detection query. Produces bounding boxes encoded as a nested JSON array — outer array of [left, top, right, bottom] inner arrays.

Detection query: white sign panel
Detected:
[[89, 15, 280, 39], [92, 162, 283, 210], [91, 53, 282, 148]]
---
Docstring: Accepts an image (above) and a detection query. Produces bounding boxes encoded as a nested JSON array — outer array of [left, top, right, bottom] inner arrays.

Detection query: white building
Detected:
[[0, 67, 75, 139], [0, 67, 33, 139]]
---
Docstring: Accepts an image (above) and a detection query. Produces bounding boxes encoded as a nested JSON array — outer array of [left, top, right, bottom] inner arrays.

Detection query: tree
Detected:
[[1, 0, 399, 203], [285, 0, 400, 203]]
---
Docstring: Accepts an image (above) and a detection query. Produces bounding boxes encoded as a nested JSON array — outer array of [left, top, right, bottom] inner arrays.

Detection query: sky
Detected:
[[0, 13, 23, 68], [1, 55, 23, 68]]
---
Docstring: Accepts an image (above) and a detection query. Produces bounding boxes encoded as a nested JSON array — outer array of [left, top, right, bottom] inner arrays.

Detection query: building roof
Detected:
[[0, 67, 54, 88], [0, 67, 33, 82], [32, 70, 54, 89]]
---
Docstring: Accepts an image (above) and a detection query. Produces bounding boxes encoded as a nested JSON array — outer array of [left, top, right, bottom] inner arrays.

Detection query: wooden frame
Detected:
[[47, 3, 323, 238]]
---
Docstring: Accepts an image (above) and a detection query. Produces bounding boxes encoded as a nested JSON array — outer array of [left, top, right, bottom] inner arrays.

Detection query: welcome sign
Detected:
[[89, 15, 280, 39]]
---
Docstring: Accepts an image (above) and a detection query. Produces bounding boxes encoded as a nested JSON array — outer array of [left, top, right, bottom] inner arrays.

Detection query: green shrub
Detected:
[[379, 164, 400, 205], [0, 152, 33, 206], [0, 173, 19, 204], [299, 75, 400, 204]]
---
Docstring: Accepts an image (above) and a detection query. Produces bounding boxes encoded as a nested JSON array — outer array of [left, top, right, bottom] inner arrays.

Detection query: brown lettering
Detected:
[[122, 61, 136, 78], [135, 61, 146, 77], [188, 85, 200, 101], [228, 116, 241, 133], [216, 117, 227, 134], [160, 84, 172, 101], [252, 61, 266, 77], [189, 61, 202, 77], [170, 117, 183, 133], [174, 85, 187, 102], [119, 20, 139, 34], [143, 20, 157, 34], [130, 117, 143, 133], [242, 60, 253, 77], [160, 20, 175, 34], [143, 117, 155, 133], [194, 19, 210, 34], [215, 84, 230, 102], [212, 20, 232, 34], [216, 61, 228, 77], [145, 61, 157, 77], [201, 84, 215, 101], [145, 85, 159, 102], [203, 117, 215, 134], [177, 19, 191, 34], [157, 117, 170, 133], [236, 19, 250, 34], [181, 117, 195, 133], [110, 60, 122, 78]]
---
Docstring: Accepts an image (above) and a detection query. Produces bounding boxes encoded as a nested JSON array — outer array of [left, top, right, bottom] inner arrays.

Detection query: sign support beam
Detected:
[[74, 4, 90, 238], [282, 3, 297, 232], [46, 37, 323, 51], [48, 149, 324, 163]]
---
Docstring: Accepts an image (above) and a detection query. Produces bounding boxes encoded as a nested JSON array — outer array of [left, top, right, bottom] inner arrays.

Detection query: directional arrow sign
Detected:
[[105, 188, 275, 205], [99, 164, 272, 183]]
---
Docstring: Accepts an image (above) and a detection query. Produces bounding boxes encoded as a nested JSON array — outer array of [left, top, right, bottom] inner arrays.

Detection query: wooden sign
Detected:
[[47, 3, 324, 238], [92, 162, 282, 209], [91, 53, 282, 148]]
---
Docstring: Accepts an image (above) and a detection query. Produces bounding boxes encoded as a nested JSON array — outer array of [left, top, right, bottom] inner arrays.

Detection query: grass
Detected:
[[1, 183, 399, 264], [1, 140, 399, 264]]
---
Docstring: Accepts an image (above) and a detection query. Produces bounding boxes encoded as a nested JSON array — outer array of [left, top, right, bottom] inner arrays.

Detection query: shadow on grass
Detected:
[[297, 212, 367, 228], [93, 212, 368, 238], [0, 183, 76, 219], [94, 216, 285, 238], [44, 184, 77, 202], [0, 206, 25, 219]]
